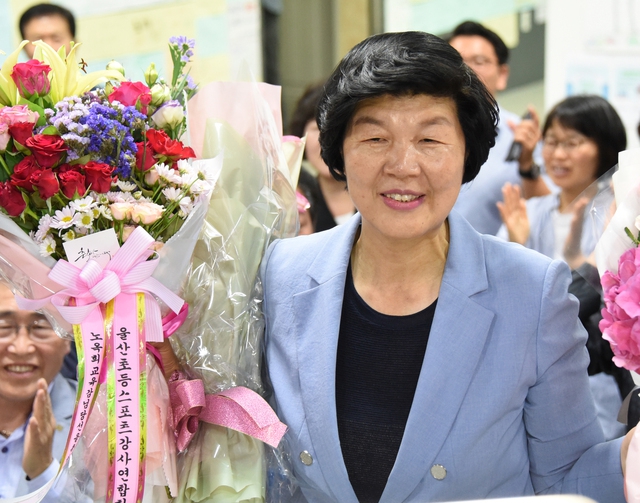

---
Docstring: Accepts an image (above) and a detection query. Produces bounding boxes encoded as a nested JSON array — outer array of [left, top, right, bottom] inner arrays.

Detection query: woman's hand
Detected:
[[563, 196, 591, 269], [497, 182, 530, 245]]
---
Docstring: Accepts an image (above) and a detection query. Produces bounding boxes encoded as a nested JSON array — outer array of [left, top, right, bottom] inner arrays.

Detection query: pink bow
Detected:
[[17, 227, 184, 340], [169, 374, 287, 451]]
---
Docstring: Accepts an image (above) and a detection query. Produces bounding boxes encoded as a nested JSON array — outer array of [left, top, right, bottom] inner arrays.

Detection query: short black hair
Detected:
[[542, 95, 627, 178], [288, 81, 326, 138], [447, 21, 509, 65], [317, 31, 498, 184], [19, 3, 76, 39]]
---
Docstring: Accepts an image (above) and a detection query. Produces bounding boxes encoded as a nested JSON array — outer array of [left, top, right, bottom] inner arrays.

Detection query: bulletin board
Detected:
[[0, 0, 262, 86]]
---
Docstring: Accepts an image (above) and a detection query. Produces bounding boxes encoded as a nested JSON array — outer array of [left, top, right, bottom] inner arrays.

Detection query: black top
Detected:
[[335, 264, 437, 503]]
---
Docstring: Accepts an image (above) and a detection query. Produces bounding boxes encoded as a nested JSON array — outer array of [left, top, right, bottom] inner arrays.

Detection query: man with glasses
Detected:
[[448, 21, 550, 235], [0, 281, 76, 500]]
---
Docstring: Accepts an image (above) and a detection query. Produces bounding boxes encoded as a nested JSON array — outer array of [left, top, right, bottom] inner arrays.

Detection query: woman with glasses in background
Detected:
[[498, 94, 632, 440]]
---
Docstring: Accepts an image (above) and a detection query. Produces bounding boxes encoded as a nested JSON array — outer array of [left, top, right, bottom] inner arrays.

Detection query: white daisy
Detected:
[[61, 229, 76, 241], [179, 196, 193, 215], [75, 211, 94, 229], [188, 179, 212, 196], [156, 163, 182, 184], [39, 236, 57, 257], [97, 205, 113, 220], [116, 180, 138, 192], [162, 187, 183, 201], [70, 196, 97, 213], [35, 214, 53, 241], [50, 207, 79, 230]]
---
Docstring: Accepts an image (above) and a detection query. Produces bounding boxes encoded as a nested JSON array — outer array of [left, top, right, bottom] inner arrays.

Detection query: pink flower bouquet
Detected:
[[0, 36, 295, 503], [595, 147, 640, 502]]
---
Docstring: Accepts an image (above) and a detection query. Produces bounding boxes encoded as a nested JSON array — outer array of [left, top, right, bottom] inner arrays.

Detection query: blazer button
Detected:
[[430, 464, 447, 480], [300, 450, 313, 466]]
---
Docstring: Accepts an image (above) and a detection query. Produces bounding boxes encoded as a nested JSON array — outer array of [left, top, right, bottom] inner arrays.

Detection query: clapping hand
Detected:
[[497, 182, 530, 245], [23, 378, 56, 480], [562, 196, 593, 270]]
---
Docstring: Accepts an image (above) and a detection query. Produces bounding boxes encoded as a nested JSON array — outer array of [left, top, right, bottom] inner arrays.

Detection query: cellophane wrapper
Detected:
[[156, 80, 298, 503], [0, 79, 298, 502], [0, 177, 215, 502]]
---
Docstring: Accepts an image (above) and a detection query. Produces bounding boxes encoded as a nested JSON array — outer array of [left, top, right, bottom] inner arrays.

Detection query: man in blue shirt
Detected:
[[0, 281, 76, 501], [449, 21, 550, 235]]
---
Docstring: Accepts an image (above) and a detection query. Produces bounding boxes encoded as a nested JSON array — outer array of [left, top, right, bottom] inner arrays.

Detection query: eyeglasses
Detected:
[[0, 317, 57, 343], [543, 137, 587, 154]]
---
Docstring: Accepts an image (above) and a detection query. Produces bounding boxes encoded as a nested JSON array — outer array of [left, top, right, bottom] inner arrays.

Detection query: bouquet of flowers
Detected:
[[594, 147, 640, 502], [0, 36, 295, 503]]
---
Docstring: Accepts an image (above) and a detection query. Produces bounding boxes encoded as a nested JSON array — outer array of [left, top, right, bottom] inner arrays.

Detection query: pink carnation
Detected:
[[600, 246, 640, 371]]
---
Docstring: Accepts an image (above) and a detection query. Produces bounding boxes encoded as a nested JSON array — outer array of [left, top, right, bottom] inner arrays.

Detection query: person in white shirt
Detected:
[[448, 21, 550, 235], [0, 281, 76, 501]]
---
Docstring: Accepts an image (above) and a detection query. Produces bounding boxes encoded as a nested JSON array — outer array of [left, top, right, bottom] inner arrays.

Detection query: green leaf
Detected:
[[40, 125, 58, 136], [69, 154, 91, 166]]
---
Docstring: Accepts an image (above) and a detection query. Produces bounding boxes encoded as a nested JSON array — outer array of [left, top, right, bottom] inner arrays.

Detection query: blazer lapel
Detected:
[[381, 211, 496, 502], [293, 215, 361, 502]]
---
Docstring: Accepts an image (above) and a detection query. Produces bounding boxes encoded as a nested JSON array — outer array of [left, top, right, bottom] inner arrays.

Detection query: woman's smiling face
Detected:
[[342, 93, 466, 243], [542, 119, 600, 200]]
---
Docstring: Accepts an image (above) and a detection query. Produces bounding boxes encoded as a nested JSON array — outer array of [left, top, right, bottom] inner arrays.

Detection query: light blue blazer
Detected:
[[261, 211, 625, 503]]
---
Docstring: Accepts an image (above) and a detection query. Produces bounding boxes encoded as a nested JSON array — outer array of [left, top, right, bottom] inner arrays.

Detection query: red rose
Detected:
[[25, 134, 67, 168], [135, 141, 156, 171], [30, 169, 59, 199], [83, 161, 115, 193], [146, 129, 185, 157], [9, 122, 34, 146], [0, 182, 26, 216], [108, 82, 152, 114], [11, 60, 51, 99], [58, 169, 86, 199], [10, 156, 39, 190], [145, 129, 195, 167]]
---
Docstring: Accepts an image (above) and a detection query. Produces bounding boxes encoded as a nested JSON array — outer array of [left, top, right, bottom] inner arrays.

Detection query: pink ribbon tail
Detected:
[[169, 376, 287, 451]]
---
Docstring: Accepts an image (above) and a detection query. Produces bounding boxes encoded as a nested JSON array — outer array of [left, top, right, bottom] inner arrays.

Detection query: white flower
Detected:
[[162, 187, 183, 201], [61, 229, 76, 241], [192, 159, 219, 185], [116, 180, 138, 192], [179, 196, 193, 215], [35, 214, 53, 241], [70, 196, 97, 213], [635, 215, 640, 232], [179, 171, 198, 187], [98, 205, 113, 220], [50, 207, 79, 230], [155, 163, 181, 184], [151, 101, 184, 129], [39, 236, 56, 257], [176, 158, 192, 175], [75, 211, 94, 229], [106, 191, 135, 203], [188, 179, 212, 196]]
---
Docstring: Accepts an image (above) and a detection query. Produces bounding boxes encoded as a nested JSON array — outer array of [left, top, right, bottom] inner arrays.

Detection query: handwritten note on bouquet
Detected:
[[63, 228, 121, 268]]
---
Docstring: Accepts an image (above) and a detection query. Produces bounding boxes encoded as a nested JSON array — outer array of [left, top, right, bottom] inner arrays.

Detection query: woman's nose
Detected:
[[386, 142, 420, 175]]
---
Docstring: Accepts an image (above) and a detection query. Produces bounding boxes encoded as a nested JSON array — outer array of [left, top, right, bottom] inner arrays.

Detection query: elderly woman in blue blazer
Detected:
[[260, 31, 634, 503]]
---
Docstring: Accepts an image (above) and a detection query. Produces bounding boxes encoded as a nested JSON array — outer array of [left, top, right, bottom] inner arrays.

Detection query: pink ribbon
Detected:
[[169, 374, 287, 451], [16, 227, 184, 339]]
